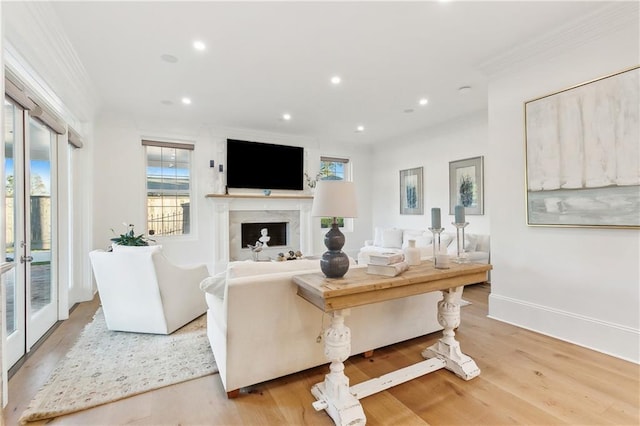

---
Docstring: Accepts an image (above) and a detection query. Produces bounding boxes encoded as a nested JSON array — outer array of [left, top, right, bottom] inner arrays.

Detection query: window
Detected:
[[319, 156, 348, 181], [319, 156, 351, 229], [143, 140, 193, 236]]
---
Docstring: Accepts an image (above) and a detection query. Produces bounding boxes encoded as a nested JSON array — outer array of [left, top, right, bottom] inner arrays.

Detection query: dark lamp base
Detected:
[[320, 221, 351, 278], [320, 251, 350, 278]]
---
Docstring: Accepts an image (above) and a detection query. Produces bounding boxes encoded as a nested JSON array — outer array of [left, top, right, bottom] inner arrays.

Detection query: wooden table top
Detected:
[[293, 261, 492, 312]]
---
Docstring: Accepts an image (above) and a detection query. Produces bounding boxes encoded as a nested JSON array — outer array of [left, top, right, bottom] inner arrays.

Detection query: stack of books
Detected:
[[367, 252, 409, 277]]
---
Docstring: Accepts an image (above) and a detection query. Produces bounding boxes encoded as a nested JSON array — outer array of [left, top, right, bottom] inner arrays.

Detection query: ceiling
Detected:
[[40, 1, 613, 145]]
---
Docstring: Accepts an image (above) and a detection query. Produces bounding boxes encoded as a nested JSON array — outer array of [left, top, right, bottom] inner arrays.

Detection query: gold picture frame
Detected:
[[524, 66, 639, 228]]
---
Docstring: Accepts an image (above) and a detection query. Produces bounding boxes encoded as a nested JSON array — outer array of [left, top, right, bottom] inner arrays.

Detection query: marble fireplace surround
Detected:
[[207, 194, 314, 271]]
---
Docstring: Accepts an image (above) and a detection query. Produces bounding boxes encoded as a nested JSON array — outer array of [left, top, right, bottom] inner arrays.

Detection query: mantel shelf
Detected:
[[205, 194, 314, 200]]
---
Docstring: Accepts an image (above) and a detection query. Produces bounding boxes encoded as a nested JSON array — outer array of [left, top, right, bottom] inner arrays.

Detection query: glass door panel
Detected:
[[3, 98, 58, 368], [26, 118, 57, 348], [4, 99, 25, 367]]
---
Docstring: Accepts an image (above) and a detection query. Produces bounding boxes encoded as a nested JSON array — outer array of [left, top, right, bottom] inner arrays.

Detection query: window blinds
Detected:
[[321, 156, 349, 163], [141, 139, 195, 150], [4, 71, 67, 136]]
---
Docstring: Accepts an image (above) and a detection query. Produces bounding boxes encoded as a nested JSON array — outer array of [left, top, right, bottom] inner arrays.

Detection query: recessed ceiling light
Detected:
[[356, 125, 365, 132], [181, 97, 192, 105], [193, 40, 206, 51], [419, 98, 428, 106], [458, 86, 472, 94], [160, 54, 178, 63], [282, 113, 292, 121], [331, 76, 341, 85]]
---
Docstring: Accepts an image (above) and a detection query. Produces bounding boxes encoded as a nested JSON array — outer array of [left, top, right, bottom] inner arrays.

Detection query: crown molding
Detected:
[[3, 1, 100, 131], [478, 2, 639, 78]]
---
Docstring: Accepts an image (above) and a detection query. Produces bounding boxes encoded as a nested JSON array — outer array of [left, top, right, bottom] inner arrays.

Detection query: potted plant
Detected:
[[109, 223, 154, 250]]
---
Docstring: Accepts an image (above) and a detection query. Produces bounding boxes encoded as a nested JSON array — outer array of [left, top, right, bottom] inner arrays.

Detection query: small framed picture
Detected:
[[449, 156, 484, 215], [400, 167, 423, 215]]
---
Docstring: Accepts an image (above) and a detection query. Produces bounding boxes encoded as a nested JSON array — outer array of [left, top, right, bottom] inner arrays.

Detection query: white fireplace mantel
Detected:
[[207, 194, 314, 271]]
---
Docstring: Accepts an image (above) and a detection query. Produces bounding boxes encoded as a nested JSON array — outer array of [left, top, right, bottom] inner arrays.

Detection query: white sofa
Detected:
[[89, 245, 209, 334], [358, 227, 490, 266], [201, 258, 443, 397]]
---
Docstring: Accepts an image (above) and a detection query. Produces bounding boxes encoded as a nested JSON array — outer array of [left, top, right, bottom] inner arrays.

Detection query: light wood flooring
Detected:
[[4, 283, 639, 425]]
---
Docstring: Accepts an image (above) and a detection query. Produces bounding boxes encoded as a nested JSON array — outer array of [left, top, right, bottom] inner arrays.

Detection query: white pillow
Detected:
[[381, 228, 403, 249], [402, 229, 424, 246], [447, 234, 477, 255], [402, 233, 432, 249], [112, 244, 163, 253], [373, 227, 385, 247], [199, 271, 227, 300], [438, 233, 453, 247], [421, 233, 453, 257]]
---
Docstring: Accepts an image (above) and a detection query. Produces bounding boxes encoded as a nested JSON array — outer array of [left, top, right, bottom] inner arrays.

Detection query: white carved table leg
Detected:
[[311, 309, 366, 426], [421, 287, 481, 380]]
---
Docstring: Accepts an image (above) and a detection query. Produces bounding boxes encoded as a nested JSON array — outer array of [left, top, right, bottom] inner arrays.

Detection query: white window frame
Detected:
[[142, 139, 194, 238], [319, 156, 354, 232]]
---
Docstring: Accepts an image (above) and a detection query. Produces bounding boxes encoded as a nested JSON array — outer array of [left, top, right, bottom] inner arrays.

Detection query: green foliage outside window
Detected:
[[320, 217, 345, 228], [319, 159, 347, 228], [319, 160, 345, 181]]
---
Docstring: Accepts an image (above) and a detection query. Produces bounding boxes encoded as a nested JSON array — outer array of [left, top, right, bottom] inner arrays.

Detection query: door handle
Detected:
[[20, 255, 34, 263]]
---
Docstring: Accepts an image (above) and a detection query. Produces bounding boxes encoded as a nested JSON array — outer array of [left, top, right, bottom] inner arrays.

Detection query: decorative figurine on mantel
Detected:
[[277, 250, 303, 261], [247, 242, 263, 261], [258, 228, 270, 247]]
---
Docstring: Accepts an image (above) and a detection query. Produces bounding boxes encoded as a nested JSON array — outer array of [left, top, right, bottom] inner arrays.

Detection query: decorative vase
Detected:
[[403, 239, 421, 266]]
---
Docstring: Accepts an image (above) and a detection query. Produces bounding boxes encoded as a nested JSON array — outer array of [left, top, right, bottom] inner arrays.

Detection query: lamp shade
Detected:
[[311, 180, 358, 218]]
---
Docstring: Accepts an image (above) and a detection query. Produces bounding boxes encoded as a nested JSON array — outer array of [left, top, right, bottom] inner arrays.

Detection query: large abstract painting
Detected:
[[525, 66, 640, 228], [400, 167, 423, 215]]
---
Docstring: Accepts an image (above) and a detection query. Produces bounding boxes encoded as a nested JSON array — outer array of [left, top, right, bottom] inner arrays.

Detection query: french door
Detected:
[[3, 98, 58, 369]]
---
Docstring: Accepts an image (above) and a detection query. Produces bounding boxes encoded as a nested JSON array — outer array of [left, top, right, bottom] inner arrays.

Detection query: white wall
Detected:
[[487, 12, 639, 362], [369, 110, 489, 237], [92, 113, 373, 272]]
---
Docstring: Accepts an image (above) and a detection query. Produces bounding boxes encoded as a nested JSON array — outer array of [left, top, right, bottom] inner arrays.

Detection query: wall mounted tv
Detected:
[[226, 139, 304, 190]]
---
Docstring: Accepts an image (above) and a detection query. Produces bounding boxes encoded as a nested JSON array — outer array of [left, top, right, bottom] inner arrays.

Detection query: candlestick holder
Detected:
[[452, 222, 469, 263], [428, 227, 447, 269]]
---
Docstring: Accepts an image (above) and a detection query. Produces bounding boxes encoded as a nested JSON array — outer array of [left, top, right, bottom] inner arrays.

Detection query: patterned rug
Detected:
[[19, 309, 217, 424]]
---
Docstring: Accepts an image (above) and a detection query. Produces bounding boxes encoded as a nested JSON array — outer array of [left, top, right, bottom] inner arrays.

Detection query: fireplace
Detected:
[[241, 222, 287, 248], [207, 195, 313, 270]]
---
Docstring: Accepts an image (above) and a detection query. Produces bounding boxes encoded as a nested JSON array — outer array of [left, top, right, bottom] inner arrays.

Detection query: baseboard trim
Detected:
[[488, 293, 639, 364]]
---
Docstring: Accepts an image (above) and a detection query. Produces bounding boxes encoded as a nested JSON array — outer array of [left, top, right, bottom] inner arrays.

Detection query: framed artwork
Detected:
[[400, 167, 423, 215], [449, 156, 484, 215], [525, 66, 639, 228]]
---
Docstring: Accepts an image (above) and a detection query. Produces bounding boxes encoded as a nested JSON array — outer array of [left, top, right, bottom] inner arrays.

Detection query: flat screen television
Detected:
[[226, 139, 304, 190]]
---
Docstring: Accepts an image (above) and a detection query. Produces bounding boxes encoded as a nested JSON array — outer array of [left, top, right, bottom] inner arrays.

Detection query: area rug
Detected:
[[19, 309, 217, 424]]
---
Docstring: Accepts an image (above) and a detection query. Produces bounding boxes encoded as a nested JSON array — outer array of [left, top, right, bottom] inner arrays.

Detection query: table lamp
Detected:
[[311, 180, 358, 278]]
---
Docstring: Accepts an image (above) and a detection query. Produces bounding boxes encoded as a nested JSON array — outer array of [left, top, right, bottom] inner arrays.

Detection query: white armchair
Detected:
[[89, 246, 209, 334]]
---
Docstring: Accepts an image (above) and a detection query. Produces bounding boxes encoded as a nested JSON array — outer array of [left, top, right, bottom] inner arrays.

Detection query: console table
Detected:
[[293, 261, 492, 426]]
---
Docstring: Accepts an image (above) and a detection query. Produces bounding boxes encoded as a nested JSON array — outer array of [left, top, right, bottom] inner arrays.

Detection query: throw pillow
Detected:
[[447, 234, 477, 255], [402, 229, 425, 247], [381, 228, 403, 249], [402, 232, 432, 249], [199, 270, 227, 300], [373, 227, 385, 247]]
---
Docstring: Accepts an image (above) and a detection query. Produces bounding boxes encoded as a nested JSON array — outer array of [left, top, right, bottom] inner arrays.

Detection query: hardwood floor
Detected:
[[4, 284, 639, 425]]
